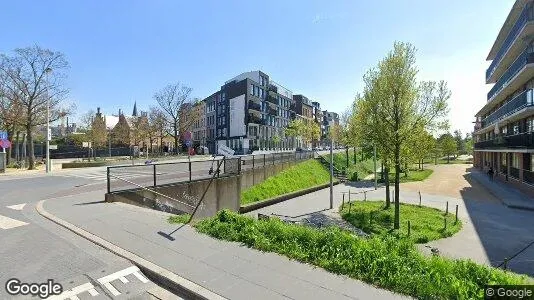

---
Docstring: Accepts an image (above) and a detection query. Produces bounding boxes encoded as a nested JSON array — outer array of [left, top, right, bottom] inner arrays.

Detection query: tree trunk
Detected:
[[447, 155, 450, 163], [173, 122, 179, 155], [345, 147, 349, 170], [6, 127, 14, 166], [404, 162, 408, 178], [15, 131, 21, 162], [394, 143, 401, 230], [385, 165, 390, 209], [26, 126, 35, 170], [353, 146, 357, 163], [381, 162, 384, 181]]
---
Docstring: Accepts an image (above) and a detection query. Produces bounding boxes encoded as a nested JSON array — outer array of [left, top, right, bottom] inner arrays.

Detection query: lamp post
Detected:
[[329, 137, 334, 209], [45, 67, 52, 173]]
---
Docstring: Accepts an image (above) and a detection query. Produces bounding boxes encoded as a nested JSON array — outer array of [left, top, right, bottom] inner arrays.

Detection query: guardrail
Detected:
[[107, 151, 315, 193]]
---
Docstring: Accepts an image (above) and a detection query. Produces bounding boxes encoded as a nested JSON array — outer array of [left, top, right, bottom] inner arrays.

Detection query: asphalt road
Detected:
[[0, 175, 181, 299]]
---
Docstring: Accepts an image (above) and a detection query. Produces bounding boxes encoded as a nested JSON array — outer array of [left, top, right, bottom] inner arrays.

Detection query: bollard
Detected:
[[364, 191, 367, 201], [348, 191, 351, 203], [455, 205, 459, 224], [349, 201, 352, 213], [408, 220, 411, 237], [418, 191, 421, 207], [444, 217, 447, 230], [446, 201, 449, 215], [503, 258, 508, 270], [342, 193, 345, 208]]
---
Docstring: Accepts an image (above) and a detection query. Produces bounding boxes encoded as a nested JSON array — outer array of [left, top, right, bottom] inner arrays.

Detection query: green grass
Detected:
[[379, 169, 433, 184], [240, 159, 330, 205], [168, 214, 192, 224], [195, 210, 531, 300], [324, 150, 377, 181], [340, 201, 461, 243]]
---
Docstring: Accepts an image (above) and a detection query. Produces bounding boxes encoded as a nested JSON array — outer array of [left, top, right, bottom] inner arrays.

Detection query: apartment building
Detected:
[[195, 71, 339, 155], [473, 0, 534, 196]]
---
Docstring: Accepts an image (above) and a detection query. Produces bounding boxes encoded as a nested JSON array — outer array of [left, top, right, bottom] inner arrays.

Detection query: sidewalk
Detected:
[[41, 190, 408, 300], [469, 169, 534, 210], [249, 180, 534, 276]]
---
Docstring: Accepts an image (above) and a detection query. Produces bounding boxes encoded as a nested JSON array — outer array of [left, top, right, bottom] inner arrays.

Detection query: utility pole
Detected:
[[373, 144, 377, 190], [329, 138, 334, 209], [45, 67, 52, 173]]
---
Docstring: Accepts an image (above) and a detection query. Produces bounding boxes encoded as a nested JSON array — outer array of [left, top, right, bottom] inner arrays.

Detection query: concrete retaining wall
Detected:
[[106, 159, 307, 218]]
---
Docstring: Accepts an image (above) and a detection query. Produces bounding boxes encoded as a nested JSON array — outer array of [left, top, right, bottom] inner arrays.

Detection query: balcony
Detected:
[[488, 49, 534, 101], [248, 114, 264, 125], [267, 107, 277, 116], [475, 132, 534, 149], [481, 90, 533, 128], [248, 101, 262, 112], [267, 95, 279, 105], [486, 4, 534, 82]]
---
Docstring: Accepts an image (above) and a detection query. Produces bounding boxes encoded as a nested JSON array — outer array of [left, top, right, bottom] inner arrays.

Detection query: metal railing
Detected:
[[488, 49, 534, 101], [475, 132, 534, 149], [107, 151, 315, 193], [510, 167, 520, 179], [523, 169, 534, 184], [481, 90, 532, 128], [486, 4, 533, 81]]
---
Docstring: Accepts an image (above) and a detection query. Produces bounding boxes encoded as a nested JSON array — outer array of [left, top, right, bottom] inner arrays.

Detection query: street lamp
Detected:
[[45, 67, 52, 173]]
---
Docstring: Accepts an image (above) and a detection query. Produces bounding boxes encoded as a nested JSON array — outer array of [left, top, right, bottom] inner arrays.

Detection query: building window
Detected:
[[513, 122, 520, 135], [250, 85, 254, 95], [528, 117, 534, 132], [512, 153, 520, 169]]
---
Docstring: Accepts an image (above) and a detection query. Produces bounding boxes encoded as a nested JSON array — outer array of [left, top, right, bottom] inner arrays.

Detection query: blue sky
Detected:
[[1, 0, 513, 135]]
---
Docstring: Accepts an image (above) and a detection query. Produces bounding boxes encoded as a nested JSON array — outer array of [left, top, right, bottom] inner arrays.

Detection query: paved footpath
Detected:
[[251, 165, 534, 276], [42, 190, 409, 300]]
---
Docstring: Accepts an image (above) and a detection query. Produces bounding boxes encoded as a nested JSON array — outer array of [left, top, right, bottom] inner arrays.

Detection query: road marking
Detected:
[[97, 265, 148, 296], [6, 203, 26, 211], [0, 215, 28, 229], [46, 282, 99, 299]]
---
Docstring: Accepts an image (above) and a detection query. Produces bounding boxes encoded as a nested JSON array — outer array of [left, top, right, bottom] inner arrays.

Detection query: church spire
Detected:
[[132, 101, 138, 117]]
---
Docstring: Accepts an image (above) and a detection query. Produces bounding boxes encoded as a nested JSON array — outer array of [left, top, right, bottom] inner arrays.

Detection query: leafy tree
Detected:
[[438, 133, 457, 163], [305, 121, 321, 148], [350, 42, 450, 229], [0, 46, 73, 169], [465, 133, 474, 154], [112, 114, 130, 146], [89, 110, 107, 148], [453, 130, 465, 155]]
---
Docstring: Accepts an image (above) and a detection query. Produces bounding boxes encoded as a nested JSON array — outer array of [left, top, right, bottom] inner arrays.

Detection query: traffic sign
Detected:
[[185, 140, 192, 148], [0, 131, 7, 140], [0, 139, 11, 149]]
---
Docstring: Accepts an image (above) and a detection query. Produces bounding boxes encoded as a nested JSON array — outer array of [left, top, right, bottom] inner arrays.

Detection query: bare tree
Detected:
[[148, 106, 166, 154], [154, 83, 195, 154], [0, 46, 71, 169]]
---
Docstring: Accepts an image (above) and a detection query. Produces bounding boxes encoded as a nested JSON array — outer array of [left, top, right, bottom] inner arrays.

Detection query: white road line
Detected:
[[97, 265, 148, 296], [46, 282, 99, 299], [6, 203, 26, 211], [0, 215, 28, 229], [102, 282, 121, 296]]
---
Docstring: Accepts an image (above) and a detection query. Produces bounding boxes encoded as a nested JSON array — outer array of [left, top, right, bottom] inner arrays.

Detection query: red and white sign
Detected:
[[0, 139, 11, 149]]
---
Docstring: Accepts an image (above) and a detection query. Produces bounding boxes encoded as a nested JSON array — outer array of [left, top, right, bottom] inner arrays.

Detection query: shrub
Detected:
[[195, 210, 530, 299]]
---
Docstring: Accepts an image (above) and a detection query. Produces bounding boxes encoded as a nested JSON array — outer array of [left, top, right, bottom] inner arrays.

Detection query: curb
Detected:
[[239, 181, 341, 213], [35, 200, 227, 300]]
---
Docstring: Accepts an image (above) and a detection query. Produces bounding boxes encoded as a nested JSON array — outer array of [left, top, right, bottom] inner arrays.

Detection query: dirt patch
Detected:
[[401, 164, 500, 204]]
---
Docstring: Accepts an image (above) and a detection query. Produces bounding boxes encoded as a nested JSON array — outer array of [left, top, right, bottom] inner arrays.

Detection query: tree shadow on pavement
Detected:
[[459, 169, 534, 276]]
